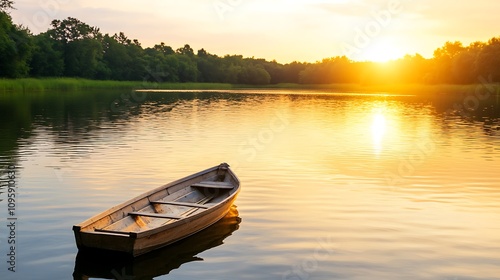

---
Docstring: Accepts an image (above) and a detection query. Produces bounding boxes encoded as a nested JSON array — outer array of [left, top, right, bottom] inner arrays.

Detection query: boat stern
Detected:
[[73, 225, 137, 254]]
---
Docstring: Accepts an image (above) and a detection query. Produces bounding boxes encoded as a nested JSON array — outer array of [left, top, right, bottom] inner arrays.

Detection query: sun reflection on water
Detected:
[[371, 111, 387, 155]]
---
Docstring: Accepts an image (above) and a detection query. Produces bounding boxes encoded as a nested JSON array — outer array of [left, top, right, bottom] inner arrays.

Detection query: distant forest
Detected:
[[1, 8, 500, 85]]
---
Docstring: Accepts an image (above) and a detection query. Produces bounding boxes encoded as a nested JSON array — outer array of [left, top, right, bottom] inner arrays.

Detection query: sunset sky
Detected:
[[10, 0, 500, 63]]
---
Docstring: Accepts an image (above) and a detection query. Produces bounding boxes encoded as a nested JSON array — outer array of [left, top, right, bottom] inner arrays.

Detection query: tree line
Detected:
[[1, 9, 500, 85]]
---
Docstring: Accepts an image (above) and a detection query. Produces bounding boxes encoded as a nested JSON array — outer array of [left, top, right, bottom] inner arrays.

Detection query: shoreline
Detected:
[[1, 78, 499, 95]]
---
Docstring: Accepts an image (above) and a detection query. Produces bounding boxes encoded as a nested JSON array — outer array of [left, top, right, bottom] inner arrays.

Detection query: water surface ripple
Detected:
[[0, 90, 499, 279]]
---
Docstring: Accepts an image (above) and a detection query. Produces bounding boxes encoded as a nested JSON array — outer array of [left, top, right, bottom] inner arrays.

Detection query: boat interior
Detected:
[[94, 179, 235, 234]]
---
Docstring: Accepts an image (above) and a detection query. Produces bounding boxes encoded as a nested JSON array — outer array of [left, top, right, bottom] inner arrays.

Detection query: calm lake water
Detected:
[[0, 88, 499, 280]]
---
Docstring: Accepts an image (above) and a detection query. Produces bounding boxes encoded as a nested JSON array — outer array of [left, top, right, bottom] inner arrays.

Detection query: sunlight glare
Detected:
[[359, 39, 404, 62], [371, 112, 387, 155]]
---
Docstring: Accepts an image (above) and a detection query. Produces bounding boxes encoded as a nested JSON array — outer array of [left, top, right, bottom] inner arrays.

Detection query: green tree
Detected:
[[238, 63, 271, 85], [261, 60, 284, 84], [288, 62, 307, 83], [154, 42, 174, 55], [475, 37, 500, 82], [176, 44, 194, 57], [62, 38, 105, 78], [0, 0, 14, 11], [143, 49, 179, 82], [101, 33, 145, 80], [299, 57, 354, 84], [48, 17, 99, 43], [30, 32, 64, 76], [452, 45, 480, 83], [176, 54, 198, 82], [430, 41, 465, 83], [0, 11, 33, 78], [101, 34, 127, 79], [196, 49, 226, 82], [48, 17, 107, 78]]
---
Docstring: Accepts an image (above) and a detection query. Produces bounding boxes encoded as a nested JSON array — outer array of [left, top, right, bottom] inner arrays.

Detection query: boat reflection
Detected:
[[73, 206, 241, 280]]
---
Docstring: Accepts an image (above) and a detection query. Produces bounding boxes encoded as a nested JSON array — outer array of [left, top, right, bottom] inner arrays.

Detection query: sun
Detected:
[[358, 39, 405, 62]]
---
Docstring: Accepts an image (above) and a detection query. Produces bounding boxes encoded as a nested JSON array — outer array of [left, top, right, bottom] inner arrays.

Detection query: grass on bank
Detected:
[[0, 78, 234, 93], [1, 78, 499, 96], [260, 82, 500, 96]]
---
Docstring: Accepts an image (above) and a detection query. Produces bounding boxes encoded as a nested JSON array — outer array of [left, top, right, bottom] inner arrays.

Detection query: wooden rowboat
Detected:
[[73, 163, 240, 256], [73, 207, 241, 279]]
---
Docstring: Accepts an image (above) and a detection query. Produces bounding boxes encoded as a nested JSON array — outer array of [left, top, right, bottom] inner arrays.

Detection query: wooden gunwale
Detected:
[[74, 165, 223, 230], [151, 201, 211, 209], [73, 163, 240, 248]]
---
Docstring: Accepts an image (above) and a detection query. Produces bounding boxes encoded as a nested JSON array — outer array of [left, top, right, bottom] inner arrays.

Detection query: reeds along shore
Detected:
[[1, 78, 500, 96], [0, 78, 235, 93]]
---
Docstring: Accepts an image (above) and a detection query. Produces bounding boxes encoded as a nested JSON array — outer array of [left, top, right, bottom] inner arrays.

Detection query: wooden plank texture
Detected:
[[129, 212, 182, 219], [191, 182, 234, 189], [94, 228, 136, 236], [151, 200, 210, 209]]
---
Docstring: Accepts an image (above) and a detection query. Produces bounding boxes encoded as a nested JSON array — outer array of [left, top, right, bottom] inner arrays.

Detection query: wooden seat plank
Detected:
[[94, 228, 137, 237], [199, 181, 233, 186], [129, 212, 182, 219], [151, 200, 210, 209], [191, 182, 234, 189]]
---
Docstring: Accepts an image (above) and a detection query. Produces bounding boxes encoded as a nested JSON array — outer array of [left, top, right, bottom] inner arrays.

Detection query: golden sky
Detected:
[[10, 0, 500, 63]]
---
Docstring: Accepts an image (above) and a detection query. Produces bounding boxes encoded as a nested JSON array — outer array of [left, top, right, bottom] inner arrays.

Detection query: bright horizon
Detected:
[[9, 0, 500, 63]]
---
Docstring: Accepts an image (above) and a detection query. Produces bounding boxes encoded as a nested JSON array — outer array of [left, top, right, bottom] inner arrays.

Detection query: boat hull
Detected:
[[73, 163, 240, 256]]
